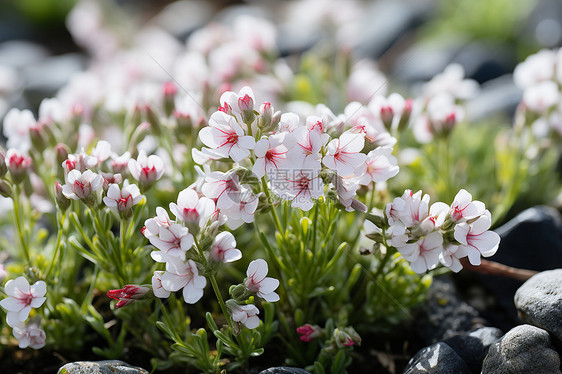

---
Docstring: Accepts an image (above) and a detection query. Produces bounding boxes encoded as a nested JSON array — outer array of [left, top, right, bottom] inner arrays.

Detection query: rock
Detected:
[[258, 367, 311, 374], [482, 325, 561, 374], [443, 327, 503, 373], [466, 74, 521, 122], [57, 360, 149, 374], [413, 276, 482, 345], [403, 342, 472, 374], [0, 40, 49, 68], [464, 206, 562, 331], [514, 269, 562, 344], [451, 40, 516, 84], [149, 0, 215, 40]]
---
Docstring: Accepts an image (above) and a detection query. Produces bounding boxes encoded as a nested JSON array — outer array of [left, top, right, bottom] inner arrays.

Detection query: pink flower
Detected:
[[454, 211, 500, 266], [12, 322, 46, 349], [210, 232, 241, 263], [323, 133, 367, 177], [107, 285, 150, 308], [103, 183, 142, 213], [160, 258, 206, 304], [128, 151, 165, 186], [0, 277, 46, 327], [244, 259, 280, 302], [296, 324, 321, 342], [61, 169, 103, 201], [198, 111, 255, 162]]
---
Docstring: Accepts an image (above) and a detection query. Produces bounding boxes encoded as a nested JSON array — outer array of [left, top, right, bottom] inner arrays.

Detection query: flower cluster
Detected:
[[366, 189, 500, 273], [0, 276, 47, 349], [195, 86, 400, 216]]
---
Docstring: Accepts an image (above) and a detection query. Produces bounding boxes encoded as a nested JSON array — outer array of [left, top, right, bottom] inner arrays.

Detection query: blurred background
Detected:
[[0, 0, 561, 120]]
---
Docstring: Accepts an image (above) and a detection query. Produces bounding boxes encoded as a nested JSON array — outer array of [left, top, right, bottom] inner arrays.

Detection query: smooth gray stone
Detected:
[[443, 327, 503, 373], [514, 269, 562, 344], [57, 360, 149, 374], [403, 342, 471, 374], [0, 40, 48, 68], [149, 0, 214, 40], [466, 74, 521, 122], [258, 367, 311, 374], [482, 325, 561, 374]]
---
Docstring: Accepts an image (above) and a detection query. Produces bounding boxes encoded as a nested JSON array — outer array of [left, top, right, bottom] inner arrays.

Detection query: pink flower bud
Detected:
[[6, 149, 32, 184], [55, 143, 70, 166], [238, 94, 254, 112], [0, 151, 7, 178], [162, 82, 177, 117], [107, 285, 150, 308], [380, 105, 394, 131], [296, 324, 322, 342], [54, 182, 70, 211]]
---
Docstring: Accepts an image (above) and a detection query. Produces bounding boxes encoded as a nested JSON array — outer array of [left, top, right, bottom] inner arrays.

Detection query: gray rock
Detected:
[[466, 74, 521, 122], [403, 342, 472, 374], [149, 0, 215, 40], [258, 367, 311, 374], [482, 325, 561, 374], [57, 360, 149, 374], [514, 269, 562, 344], [443, 327, 503, 373], [413, 276, 482, 345], [0, 40, 48, 68]]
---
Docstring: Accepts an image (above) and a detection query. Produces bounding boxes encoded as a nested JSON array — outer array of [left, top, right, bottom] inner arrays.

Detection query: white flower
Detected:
[[0, 277, 46, 327], [62, 169, 103, 200], [322, 133, 366, 177], [230, 303, 260, 329], [386, 190, 430, 228], [149, 223, 194, 262], [449, 189, 486, 222], [169, 188, 215, 228], [103, 183, 142, 212], [90, 140, 112, 164], [357, 147, 399, 185], [152, 271, 171, 299], [198, 111, 255, 162], [221, 189, 259, 229], [62, 151, 97, 176], [398, 231, 443, 273], [439, 244, 467, 273], [523, 81, 560, 113], [160, 258, 206, 304], [270, 161, 324, 211], [210, 232, 242, 263], [252, 133, 295, 179], [12, 322, 46, 349], [244, 259, 280, 302], [454, 211, 500, 266], [201, 171, 242, 210], [3, 108, 34, 152], [514, 49, 556, 89], [143, 207, 172, 239], [128, 150, 165, 186], [292, 126, 324, 169], [423, 63, 479, 100]]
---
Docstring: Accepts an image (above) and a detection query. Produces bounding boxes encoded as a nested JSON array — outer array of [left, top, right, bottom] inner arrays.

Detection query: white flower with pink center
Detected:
[[62, 169, 103, 200], [62, 151, 97, 176], [143, 207, 173, 239], [252, 133, 295, 179], [230, 303, 260, 329], [160, 258, 206, 304], [3, 108, 34, 152], [219, 86, 256, 116], [0, 277, 46, 327], [386, 190, 430, 228], [128, 150, 165, 186], [210, 231, 241, 263], [398, 231, 443, 273], [149, 223, 194, 262], [449, 189, 486, 222], [12, 322, 46, 349], [271, 161, 324, 211], [244, 259, 280, 302], [169, 188, 215, 227], [357, 147, 399, 185], [292, 126, 324, 169], [202, 171, 242, 210], [439, 244, 468, 273], [323, 133, 367, 177], [454, 211, 500, 266], [277, 112, 300, 133], [152, 271, 171, 299], [90, 140, 111, 165], [103, 183, 142, 212], [198, 111, 255, 162], [110, 151, 131, 174], [221, 188, 259, 229]]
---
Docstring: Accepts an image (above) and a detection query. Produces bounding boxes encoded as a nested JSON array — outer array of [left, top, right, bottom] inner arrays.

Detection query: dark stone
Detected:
[[443, 327, 503, 373], [258, 367, 311, 374], [403, 342, 471, 374], [412, 276, 482, 345], [514, 269, 562, 344], [451, 40, 517, 84], [463, 206, 562, 331], [466, 74, 521, 122], [482, 325, 561, 374], [57, 360, 149, 374]]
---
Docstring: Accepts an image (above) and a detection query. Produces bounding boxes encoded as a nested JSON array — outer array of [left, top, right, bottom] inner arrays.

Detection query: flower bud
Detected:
[[397, 98, 412, 132], [0, 151, 7, 178], [230, 284, 250, 302], [333, 327, 361, 348], [54, 182, 70, 211], [55, 143, 70, 166], [0, 180, 12, 198], [296, 324, 322, 342], [162, 82, 177, 117], [6, 149, 32, 184], [107, 285, 150, 308], [380, 105, 394, 131], [29, 123, 46, 152], [128, 122, 152, 154], [239, 94, 256, 125], [144, 106, 162, 136]]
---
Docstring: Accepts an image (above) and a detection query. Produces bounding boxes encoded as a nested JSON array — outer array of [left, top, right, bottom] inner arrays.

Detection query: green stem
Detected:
[[45, 212, 66, 279], [12, 186, 31, 265], [261, 179, 285, 239], [157, 299, 183, 343]]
